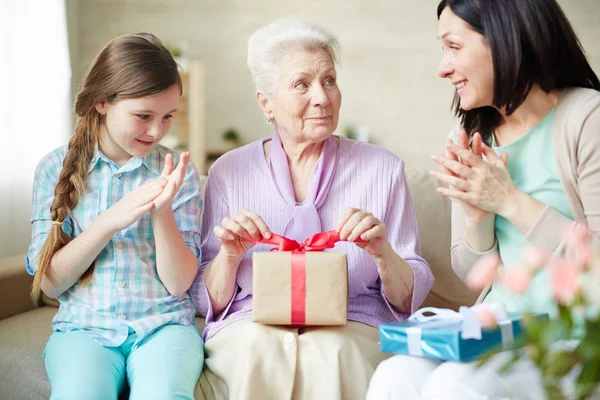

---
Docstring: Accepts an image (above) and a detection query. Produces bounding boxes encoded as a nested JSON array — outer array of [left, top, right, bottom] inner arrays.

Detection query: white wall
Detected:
[[0, 1, 73, 259], [1, 0, 598, 258], [69, 0, 600, 169]]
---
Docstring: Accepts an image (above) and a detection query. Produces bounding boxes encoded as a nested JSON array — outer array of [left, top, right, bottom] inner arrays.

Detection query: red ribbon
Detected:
[[245, 230, 360, 325], [244, 230, 342, 252]]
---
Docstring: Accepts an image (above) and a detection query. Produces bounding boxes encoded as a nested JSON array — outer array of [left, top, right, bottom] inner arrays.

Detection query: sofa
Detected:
[[0, 168, 478, 399]]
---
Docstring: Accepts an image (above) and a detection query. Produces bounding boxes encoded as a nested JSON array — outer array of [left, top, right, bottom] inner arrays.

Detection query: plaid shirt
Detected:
[[26, 145, 202, 348]]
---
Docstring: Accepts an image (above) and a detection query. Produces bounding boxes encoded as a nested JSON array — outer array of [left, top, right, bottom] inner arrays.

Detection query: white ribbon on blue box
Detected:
[[379, 304, 548, 362]]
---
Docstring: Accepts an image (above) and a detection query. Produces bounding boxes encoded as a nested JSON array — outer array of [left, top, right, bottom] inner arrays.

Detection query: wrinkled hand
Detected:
[[213, 210, 272, 258], [100, 178, 168, 233], [430, 132, 514, 216], [336, 208, 390, 258], [152, 152, 189, 214]]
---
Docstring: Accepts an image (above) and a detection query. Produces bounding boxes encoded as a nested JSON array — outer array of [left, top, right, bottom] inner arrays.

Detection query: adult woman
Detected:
[[190, 17, 433, 400], [367, 0, 600, 398]]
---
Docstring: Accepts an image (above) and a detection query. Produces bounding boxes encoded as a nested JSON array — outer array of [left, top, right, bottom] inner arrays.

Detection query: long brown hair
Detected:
[[437, 0, 600, 143], [31, 33, 182, 303]]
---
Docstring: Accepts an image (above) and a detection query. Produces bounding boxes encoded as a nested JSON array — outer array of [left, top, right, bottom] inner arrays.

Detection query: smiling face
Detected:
[[259, 47, 341, 144], [437, 7, 495, 111], [95, 84, 180, 165]]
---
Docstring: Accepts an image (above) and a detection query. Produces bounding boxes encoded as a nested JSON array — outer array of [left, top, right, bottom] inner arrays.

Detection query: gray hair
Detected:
[[247, 17, 340, 97]]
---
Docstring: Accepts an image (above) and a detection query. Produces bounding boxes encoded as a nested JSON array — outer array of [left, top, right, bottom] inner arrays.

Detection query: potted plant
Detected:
[[222, 128, 241, 150], [164, 41, 188, 70]]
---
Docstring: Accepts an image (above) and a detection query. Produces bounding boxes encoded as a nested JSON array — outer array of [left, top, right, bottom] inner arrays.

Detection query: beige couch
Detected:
[[0, 168, 477, 399]]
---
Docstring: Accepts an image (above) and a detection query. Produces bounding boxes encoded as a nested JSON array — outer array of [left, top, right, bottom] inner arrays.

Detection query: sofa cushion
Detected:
[[404, 168, 479, 309], [0, 306, 207, 400], [0, 254, 38, 319], [0, 307, 53, 400]]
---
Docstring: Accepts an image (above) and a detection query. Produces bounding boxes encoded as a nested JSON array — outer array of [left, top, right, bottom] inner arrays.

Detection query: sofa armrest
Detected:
[[0, 254, 36, 320]]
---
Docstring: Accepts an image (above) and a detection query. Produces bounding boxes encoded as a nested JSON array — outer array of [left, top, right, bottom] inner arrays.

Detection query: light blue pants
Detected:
[[44, 324, 204, 400]]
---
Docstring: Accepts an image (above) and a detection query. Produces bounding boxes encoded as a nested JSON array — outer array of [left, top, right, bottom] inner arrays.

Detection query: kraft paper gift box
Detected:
[[248, 231, 349, 326], [378, 305, 549, 362]]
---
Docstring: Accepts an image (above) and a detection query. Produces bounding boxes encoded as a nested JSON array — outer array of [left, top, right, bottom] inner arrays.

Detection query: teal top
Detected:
[[484, 110, 573, 318]]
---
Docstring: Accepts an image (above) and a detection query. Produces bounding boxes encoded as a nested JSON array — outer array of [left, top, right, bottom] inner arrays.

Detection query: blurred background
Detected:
[[0, 0, 598, 259]]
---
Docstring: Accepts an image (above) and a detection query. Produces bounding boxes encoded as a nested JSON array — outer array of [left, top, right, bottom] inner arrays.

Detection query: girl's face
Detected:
[[437, 7, 495, 111], [95, 84, 180, 166]]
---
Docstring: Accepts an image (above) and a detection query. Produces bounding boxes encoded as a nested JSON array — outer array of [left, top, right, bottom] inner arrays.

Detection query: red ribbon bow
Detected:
[[245, 230, 359, 325], [243, 230, 343, 252]]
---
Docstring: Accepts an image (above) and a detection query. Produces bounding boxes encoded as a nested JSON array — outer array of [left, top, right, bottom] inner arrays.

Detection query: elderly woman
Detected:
[[190, 17, 434, 400]]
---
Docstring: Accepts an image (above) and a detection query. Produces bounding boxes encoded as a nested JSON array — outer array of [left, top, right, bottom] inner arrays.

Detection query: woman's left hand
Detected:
[[152, 152, 189, 214], [431, 142, 517, 217], [335, 208, 391, 259]]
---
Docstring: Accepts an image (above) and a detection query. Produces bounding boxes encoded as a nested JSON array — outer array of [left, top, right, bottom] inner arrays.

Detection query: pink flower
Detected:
[[521, 247, 548, 270], [466, 254, 501, 291], [500, 268, 532, 294], [551, 261, 581, 304]]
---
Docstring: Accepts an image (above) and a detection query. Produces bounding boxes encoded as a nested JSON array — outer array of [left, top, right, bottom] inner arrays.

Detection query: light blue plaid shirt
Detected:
[[26, 144, 202, 348]]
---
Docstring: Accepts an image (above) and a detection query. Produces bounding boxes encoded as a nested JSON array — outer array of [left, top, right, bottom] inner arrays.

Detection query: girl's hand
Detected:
[[431, 138, 514, 216], [213, 210, 272, 258], [336, 208, 390, 259], [99, 178, 167, 233], [152, 152, 189, 214], [431, 130, 496, 223]]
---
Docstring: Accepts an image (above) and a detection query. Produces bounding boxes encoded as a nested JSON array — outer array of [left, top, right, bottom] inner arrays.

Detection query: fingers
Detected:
[[134, 201, 155, 217], [429, 170, 471, 191], [161, 154, 174, 178], [446, 142, 484, 167], [221, 211, 271, 241], [337, 208, 382, 242], [481, 144, 506, 167], [153, 180, 177, 208], [347, 214, 381, 242], [360, 224, 387, 242], [444, 139, 459, 177], [173, 152, 189, 183], [133, 178, 167, 205], [240, 211, 271, 239], [436, 186, 477, 203], [431, 155, 474, 179], [458, 129, 469, 149], [213, 225, 235, 242], [472, 132, 482, 158], [335, 207, 359, 233], [500, 152, 509, 166], [163, 153, 190, 197]]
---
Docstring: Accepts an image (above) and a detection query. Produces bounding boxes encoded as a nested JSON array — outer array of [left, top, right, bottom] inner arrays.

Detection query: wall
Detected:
[[69, 0, 600, 169], [2, 0, 598, 258]]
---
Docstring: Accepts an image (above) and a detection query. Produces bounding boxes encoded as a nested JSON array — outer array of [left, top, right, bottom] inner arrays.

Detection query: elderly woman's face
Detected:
[[271, 48, 341, 142]]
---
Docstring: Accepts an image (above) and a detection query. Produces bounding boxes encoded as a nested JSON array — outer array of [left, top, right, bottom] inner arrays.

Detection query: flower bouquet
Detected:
[[467, 224, 600, 399]]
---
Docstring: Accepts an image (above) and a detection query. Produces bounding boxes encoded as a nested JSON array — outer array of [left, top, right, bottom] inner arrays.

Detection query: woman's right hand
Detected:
[[433, 130, 492, 223], [213, 210, 272, 258], [98, 177, 168, 233]]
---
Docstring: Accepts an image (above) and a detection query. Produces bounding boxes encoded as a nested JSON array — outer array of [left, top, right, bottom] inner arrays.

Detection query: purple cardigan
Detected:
[[189, 137, 434, 340]]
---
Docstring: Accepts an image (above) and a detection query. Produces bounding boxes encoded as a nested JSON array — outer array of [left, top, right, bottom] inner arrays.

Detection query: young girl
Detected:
[[26, 33, 204, 400]]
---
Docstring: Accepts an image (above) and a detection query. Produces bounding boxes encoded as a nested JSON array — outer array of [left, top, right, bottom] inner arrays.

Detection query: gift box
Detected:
[[379, 305, 549, 362], [248, 231, 349, 326]]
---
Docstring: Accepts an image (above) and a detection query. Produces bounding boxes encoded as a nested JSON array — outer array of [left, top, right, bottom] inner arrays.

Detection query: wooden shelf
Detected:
[[162, 61, 242, 175], [165, 60, 208, 173]]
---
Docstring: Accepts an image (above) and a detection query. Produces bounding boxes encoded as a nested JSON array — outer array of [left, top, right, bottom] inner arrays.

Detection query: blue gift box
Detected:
[[379, 307, 549, 362]]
